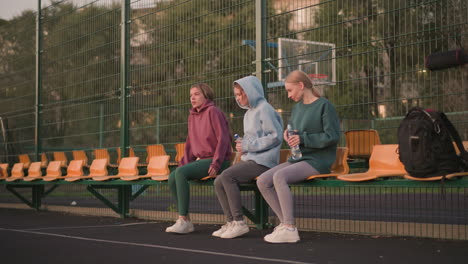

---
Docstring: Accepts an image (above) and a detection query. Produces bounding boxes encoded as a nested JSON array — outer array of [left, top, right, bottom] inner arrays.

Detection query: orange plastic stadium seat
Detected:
[[53, 152, 68, 167], [338, 144, 407, 182], [18, 154, 31, 169], [280, 149, 291, 163], [6, 163, 25, 182], [44, 160, 83, 182], [149, 156, 171, 181], [345, 129, 381, 160], [253, 149, 291, 181], [404, 141, 468, 181], [23, 162, 43, 181], [453, 141, 468, 155], [41, 161, 62, 180], [64, 160, 84, 178], [116, 147, 137, 164], [146, 144, 167, 163], [307, 147, 350, 180], [0, 163, 9, 180], [116, 148, 122, 164], [93, 157, 139, 181], [94, 148, 110, 160], [121, 155, 170, 181], [94, 148, 118, 168], [117, 157, 139, 176], [403, 174, 444, 181], [41, 153, 49, 168], [199, 152, 241, 181], [65, 158, 108, 182], [172, 143, 186, 166], [72, 150, 89, 167], [88, 159, 109, 177], [445, 171, 468, 180]]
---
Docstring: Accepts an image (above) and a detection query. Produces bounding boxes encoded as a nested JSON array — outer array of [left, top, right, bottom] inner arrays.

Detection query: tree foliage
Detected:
[[308, 0, 467, 124], [0, 0, 291, 153]]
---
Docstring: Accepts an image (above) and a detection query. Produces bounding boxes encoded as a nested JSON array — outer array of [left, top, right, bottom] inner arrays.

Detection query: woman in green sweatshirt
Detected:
[[257, 70, 340, 243]]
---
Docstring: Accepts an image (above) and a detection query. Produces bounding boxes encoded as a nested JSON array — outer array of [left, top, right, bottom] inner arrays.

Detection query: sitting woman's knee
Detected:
[[168, 170, 177, 183], [218, 169, 234, 181], [256, 175, 270, 189], [214, 175, 223, 187], [272, 173, 287, 186], [174, 169, 189, 181]]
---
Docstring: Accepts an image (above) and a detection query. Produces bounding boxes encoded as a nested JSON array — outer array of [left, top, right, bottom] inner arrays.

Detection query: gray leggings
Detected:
[[214, 161, 269, 222], [256, 161, 319, 225]]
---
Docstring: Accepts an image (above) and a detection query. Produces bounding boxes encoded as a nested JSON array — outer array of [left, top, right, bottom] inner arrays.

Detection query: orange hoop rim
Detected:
[[308, 74, 328, 79]]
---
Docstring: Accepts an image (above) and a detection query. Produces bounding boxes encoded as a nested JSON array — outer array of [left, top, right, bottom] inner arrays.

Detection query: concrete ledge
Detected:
[[1, 203, 465, 240], [295, 217, 467, 240]]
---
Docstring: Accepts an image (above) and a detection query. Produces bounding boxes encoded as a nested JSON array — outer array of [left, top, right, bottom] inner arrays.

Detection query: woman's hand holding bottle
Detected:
[[287, 124, 302, 160], [234, 134, 243, 153]]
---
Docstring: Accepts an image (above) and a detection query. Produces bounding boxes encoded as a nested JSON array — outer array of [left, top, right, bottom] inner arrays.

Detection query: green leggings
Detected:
[[169, 159, 230, 216]]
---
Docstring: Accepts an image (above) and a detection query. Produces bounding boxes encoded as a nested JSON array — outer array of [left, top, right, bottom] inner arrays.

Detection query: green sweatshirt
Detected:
[[288, 97, 340, 174]]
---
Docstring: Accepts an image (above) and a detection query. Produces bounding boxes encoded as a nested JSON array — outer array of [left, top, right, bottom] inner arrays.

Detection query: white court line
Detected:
[[0, 227, 314, 264], [25, 222, 158, 231]]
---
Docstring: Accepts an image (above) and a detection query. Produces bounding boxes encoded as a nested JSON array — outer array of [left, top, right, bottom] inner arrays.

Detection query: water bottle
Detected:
[[234, 134, 242, 141], [234, 134, 244, 156], [287, 124, 302, 160]]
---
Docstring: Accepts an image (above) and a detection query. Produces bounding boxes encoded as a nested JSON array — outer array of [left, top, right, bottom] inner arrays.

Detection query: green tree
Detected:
[[40, 2, 121, 148], [129, 0, 290, 147], [0, 11, 36, 157], [308, 0, 467, 122]]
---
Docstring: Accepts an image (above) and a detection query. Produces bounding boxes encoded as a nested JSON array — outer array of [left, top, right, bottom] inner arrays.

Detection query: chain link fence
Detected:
[[0, 0, 467, 239]]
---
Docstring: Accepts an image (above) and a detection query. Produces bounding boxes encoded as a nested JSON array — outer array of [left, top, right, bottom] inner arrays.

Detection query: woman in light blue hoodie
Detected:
[[213, 76, 283, 239]]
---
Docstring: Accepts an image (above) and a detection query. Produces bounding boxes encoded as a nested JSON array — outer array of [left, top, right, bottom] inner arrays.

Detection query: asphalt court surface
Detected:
[[1, 208, 467, 264]]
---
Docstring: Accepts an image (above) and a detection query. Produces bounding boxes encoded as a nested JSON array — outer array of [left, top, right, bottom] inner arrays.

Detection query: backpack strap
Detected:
[[411, 107, 441, 133], [438, 112, 468, 166], [422, 109, 441, 133]]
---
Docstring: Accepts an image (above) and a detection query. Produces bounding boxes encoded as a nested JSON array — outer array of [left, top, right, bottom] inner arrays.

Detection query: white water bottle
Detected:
[[287, 124, 302, 160]]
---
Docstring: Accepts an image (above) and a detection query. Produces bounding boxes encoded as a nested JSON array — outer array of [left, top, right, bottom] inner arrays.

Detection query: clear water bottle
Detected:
[[287, 124, 302, 160], [234, 134, 242, 141], [234, 134, 244, 156]]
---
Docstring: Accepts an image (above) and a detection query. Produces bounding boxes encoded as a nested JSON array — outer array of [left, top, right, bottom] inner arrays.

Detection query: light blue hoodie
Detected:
[[234, 76, 283, 168]]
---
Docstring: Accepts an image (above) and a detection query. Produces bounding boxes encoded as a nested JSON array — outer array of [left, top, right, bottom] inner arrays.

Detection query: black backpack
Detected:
[[397, 107, 468, 178]]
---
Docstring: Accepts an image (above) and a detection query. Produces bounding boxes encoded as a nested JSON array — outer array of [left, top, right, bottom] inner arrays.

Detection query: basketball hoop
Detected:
[[278, 38, 336, 85]]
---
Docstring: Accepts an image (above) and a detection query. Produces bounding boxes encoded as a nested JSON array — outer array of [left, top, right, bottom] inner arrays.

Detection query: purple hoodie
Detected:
[[180, 100, 232, 172]]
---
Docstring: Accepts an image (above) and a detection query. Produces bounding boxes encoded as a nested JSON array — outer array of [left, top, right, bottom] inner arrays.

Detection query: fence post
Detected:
[[120, 0, 131, 158], [255, 0, 267, 97], [99, 103, 104, 148], [35, 0, 43, 161]]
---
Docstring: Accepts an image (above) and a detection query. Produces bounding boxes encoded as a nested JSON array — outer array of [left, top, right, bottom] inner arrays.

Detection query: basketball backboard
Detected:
[[278, 38, 336, 85]]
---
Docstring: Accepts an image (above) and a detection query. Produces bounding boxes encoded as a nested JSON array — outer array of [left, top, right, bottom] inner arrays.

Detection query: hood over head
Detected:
[[233, 76, 265, 109]]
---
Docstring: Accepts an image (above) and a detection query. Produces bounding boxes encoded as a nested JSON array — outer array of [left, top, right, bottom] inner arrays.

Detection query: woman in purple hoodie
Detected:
[[166, 83, 232, 234]]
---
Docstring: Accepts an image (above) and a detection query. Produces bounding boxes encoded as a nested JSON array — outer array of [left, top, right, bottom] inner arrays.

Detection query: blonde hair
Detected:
[[285, 70, 321, 97], [191, 83, 214, 101]]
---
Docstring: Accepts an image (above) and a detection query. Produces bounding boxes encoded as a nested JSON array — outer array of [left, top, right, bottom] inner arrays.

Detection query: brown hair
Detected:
[[191, 83, 214, 101], [233, 82, 243, 91], [285, 70, 321, 97]]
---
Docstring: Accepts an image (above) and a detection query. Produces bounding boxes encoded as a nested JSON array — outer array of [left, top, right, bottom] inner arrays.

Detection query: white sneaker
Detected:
[[263, 223, 284, 241], [221, 220, 249, 239], [165, 218, 194, 234], [264, 225, 300, 243], [212, 222, 233, 237]]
